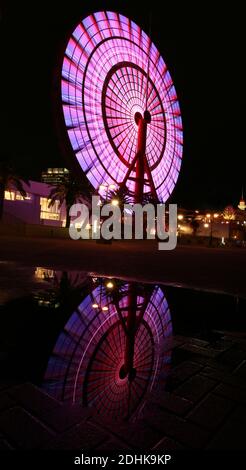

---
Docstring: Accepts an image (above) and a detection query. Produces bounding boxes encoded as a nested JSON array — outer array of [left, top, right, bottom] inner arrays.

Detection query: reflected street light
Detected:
[[106, 281, 114, 289]]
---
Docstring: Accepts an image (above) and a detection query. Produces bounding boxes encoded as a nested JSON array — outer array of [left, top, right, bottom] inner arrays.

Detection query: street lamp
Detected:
[[111, 199, 119, 206], [106, 281, 114, 289]]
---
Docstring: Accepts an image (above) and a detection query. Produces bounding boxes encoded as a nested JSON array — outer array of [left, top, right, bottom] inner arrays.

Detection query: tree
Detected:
[[0, 161, 29, 220], [190, 218, 199, 236], [107, 185, 132, 210], [223, 205, 236, 221], [142, 193, 160, 206], [48, 174, 92, 228], [142, 193, 164, 239], [104, 186, 131, 238]]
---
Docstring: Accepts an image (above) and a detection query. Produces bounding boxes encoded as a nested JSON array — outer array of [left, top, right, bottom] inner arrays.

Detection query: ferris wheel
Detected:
[[43, 280, 172, 419], [61, 11, 183, 202]]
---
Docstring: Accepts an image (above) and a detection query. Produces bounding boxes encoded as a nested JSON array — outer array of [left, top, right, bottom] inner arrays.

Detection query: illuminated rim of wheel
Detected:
[[62, 11, 183, 201], [43, 284, 172, 417]]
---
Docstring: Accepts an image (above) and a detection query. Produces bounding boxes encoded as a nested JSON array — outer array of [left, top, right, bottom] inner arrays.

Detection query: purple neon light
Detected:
[[62, 11, 183, 201], [43, 284, 172, 417]]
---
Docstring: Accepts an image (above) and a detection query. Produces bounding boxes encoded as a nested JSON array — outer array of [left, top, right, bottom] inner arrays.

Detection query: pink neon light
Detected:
[[62, 11, 183, 201], [43, 283, 172, 417]]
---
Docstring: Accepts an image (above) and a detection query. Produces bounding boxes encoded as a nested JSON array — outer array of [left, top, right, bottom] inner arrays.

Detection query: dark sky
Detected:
[[1, 0, 245, 209]]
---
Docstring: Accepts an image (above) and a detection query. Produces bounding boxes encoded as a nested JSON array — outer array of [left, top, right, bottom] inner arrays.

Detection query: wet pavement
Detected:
[[0, 331, 246, 450], [1, 235, 246, 298], [0, 266, 245, 454]]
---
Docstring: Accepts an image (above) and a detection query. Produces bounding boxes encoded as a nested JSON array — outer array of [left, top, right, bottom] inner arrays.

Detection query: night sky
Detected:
[[1, 1, 245, 209]]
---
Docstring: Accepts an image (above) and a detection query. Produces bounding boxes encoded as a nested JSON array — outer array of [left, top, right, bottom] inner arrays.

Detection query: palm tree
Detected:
[[106, 186, 132, 232], [107, 185, 132, 210], [0, 161, 29, 220], [142, 193, 163, 239], [223, 205, 236, 221], [107, 188, 161, 239], [48, 174, 92, 228]]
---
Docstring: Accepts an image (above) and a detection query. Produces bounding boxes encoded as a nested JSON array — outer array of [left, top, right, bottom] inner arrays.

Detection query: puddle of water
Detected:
[[0, 266, 246, 421]]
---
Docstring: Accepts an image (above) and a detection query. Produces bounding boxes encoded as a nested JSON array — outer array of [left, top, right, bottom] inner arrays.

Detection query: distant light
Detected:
[[102, 306, 109, 311], [206, 213, 211, 218], [213, 213, 219, 218], [92, 303, 99, 308], [177, 214, 183, 220], [109, 184, 116, 189], [238, 199, 246, 210], [35, 267, 54, 280], [204, 223, 209, 228], [111, 199, 119, 206], [106, 281, 114, 289], [179, 224, 193, 234]]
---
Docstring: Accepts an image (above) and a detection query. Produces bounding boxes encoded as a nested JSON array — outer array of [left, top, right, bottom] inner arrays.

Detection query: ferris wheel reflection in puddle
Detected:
[[43, 277, 173, 420]]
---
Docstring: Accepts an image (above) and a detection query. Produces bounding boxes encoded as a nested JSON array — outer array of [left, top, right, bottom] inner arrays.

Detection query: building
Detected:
[[177, 207, 246, 242], [238, 190, 246, 211], [41, 168, 69, 185], [3, 180, 66, 227]]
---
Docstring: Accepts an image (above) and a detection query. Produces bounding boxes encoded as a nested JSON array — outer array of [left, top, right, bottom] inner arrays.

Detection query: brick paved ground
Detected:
[[0, 332, 245, 451]]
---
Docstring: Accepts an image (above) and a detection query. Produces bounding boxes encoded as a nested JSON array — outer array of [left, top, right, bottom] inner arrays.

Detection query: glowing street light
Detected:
[[92, 303, 99, 308], [106, 281, 114, 289], [111, 199, 119, 206], [177, 214, 183, 220], [204, 223, 209, 228], [102, 306, 109, 312]]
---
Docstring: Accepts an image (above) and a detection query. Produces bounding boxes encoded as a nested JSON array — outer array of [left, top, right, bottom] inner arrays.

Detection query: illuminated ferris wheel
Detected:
[[43, 280, 172, 419], [61, 11, 183, 202]]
